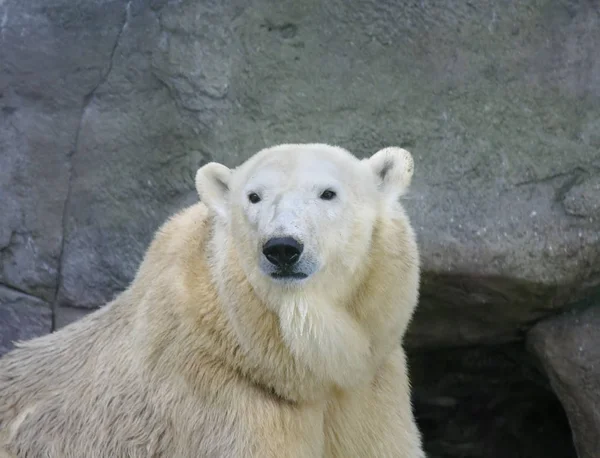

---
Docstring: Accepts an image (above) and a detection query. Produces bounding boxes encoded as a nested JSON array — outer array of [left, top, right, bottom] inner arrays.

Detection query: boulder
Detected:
[[528, 306, 600, 458], [0, 0, 128, 305], [2, 0, 598, 347]]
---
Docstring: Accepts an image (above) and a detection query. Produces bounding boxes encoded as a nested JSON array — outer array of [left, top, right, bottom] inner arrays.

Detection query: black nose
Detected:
[[262, 237, 303, 268]]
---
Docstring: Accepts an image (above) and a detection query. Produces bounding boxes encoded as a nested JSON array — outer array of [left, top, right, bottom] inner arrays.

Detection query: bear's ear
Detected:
[[195, 162, 232, 219], [366, 147, 414, 198]]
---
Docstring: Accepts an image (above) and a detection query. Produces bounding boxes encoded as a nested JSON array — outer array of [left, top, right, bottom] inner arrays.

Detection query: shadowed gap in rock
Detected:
[[408, 342, 578, 458]]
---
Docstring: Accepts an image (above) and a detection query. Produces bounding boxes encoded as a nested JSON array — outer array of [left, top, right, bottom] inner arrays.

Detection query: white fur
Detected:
[[1, 143, 424, 457], [195, 162, 232, 220], [197, 144, 416, 389]]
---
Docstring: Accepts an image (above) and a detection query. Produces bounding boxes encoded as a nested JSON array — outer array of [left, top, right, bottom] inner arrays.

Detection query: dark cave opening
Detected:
[[408, 342, 577, 458]]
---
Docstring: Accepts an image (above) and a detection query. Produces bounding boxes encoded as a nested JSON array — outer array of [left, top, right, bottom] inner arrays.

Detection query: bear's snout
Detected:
[[262, 237, 303, 268]]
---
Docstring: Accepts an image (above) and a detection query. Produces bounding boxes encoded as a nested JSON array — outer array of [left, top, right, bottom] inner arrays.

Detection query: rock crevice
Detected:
[[51, 0, 133, 330]]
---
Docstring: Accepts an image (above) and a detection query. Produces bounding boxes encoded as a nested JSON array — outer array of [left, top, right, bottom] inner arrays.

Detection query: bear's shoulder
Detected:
[[147, 202, 211, 259]]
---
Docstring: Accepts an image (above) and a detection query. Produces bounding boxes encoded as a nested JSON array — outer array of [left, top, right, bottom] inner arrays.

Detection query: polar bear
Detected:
[[0, 143, 424, 457]]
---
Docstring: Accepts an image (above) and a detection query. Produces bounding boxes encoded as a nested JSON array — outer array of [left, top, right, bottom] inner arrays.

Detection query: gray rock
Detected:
[[1, 0, 599, 347], [55, 0, 233, 309], [528, 306, 600, 458], [0, 0, 131, 302], [54, 305, 95, 330], [0, 285, 52, 357], [562, 175, 600, 218], [0, 92, 72, 303], [65, 0, 600, 347]]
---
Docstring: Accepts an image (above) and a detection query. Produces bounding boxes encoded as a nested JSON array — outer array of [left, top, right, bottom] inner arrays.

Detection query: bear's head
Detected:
[[195, 143, 414, 303], [195, 143, 417, 393]]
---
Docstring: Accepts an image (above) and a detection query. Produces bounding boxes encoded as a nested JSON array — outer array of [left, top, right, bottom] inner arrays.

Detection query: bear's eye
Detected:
[[320, 189, 337, 200], [248, 192, 261, 204]]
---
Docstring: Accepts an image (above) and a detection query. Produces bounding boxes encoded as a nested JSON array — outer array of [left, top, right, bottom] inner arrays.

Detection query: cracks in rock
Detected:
[[151, 73, 219, 128], [0, 229, 18, 252], [554, 167, 586, 207], [151, 6, 231, 116], [51, 1, 131, 332], [52, 143, 74, 331], [513, 165, 599, 190], [0, 282, 49, 305], [512, 165, 600, 218], [83, 0, 131, 108]]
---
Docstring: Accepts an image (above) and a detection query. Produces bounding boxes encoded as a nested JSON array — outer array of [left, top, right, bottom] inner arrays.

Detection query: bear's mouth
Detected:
[[270, 271, 308, 280]]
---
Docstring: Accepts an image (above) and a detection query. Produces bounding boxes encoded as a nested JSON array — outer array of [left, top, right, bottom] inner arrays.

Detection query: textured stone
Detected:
[[2, 0, 597, 344], [47, 0, 599, 347], [0, 0, 131, 303], [54, 305, 94, 330], [528, 306, 600, 458], [0, 285, 52, 357], [55, 0, 234, 308]]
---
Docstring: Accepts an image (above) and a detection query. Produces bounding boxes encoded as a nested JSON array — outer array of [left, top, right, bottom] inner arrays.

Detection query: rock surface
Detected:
[[0, 285, 52, 355], [2, 0, 599, 347], [1, 0, 600, 454], [528, 306, 600, 458]]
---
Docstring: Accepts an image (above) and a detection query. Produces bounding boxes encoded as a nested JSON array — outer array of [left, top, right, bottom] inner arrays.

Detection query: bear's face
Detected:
[[196, 144, 414, 293]]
